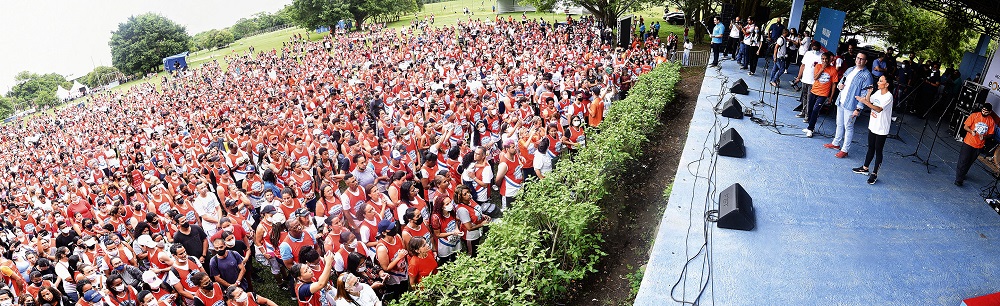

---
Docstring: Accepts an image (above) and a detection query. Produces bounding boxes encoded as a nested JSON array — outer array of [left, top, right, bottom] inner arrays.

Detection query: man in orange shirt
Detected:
[[955, 103, 996, 186]]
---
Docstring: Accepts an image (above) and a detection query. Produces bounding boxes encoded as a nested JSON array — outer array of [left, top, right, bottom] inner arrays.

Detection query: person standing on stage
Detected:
[[741, 19, 761, 75], [852, 75, 894, 184], [825, 53, 873, 158], [794, 41, 822, 119], [803, 52, 839, 138], [955, 104, 996, 186], [710, 16, 725, 67]]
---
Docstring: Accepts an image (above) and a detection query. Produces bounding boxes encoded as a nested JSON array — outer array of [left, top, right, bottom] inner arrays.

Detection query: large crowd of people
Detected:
[[0, 15, 666, 306]]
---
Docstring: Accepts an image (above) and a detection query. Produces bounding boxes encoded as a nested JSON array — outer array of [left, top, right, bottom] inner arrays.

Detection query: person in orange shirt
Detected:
[[406, 237, 437, 287], [955, 103, 996, 186]]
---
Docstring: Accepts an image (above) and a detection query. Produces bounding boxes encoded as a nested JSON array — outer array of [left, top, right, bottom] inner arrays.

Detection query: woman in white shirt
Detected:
[[683, 39, 693, 66], [852, 75, 894, 185]]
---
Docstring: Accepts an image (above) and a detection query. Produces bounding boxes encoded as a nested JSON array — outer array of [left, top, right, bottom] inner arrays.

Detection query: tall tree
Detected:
[[109, 13, 191, 75], [291, 0, 385, 30], [5, 71, 71, 108], [519, 0, 656, 29]]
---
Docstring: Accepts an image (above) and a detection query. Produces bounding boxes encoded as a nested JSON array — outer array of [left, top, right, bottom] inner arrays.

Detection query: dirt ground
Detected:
[[561, 66, 705, 306]]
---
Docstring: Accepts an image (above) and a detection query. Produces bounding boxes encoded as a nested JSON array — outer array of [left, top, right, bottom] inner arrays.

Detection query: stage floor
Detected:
[[635, 58, 1000, 305]]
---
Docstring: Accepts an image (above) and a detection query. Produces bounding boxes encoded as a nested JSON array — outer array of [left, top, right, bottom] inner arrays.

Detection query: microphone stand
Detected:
[[887, 80, 926, 142], [901, 93, 952, 173]]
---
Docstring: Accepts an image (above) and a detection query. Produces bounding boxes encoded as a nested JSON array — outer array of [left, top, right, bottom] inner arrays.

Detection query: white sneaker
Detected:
[[802, 129, 813, 137]]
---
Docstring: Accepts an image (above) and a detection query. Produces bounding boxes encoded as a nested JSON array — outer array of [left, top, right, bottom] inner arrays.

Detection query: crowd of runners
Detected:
[[0, 15, 666, 306]]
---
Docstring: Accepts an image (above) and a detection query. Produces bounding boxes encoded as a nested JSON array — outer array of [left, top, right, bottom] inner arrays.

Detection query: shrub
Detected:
[[396, 62, 682, 306]]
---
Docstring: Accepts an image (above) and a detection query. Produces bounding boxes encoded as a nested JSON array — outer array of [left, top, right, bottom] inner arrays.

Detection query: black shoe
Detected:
[[867, 173, 877, 185], [955, 180, 964, 187], [852, 166, 869, 175]]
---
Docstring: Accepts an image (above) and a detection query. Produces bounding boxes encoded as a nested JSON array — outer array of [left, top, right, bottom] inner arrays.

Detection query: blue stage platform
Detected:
[[635, 59, 1000, 305]]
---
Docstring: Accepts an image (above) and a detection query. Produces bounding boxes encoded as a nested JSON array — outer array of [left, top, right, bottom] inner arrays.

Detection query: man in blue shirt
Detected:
[[711, 16, 725, 67], [825, 53, 874, 158]]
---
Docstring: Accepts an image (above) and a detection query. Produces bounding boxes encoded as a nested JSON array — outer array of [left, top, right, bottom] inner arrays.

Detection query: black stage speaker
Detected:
[[717, 183, 755, 231], [950, 108, 971, 139], [720, 97, 744, 119], [717, 128, 745, 158], [617, 16, 633, 47], [958, 81, 989, 111], [730, 78, 749, 95]]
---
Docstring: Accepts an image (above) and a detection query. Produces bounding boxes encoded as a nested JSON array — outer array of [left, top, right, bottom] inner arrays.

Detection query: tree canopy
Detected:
[[290, 0, 419, 31], [521, 0, 656, 28], [192, 29, 236, 51], [229, 8, 296, 40], [109, 13, 192, 76], [4, 71, 71, 110], [79, 66, 123, 88]]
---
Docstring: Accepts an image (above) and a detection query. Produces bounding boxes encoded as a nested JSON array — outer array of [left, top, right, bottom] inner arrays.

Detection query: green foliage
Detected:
[[79, 66, 122, 88], [291, 0, 351, 30], [520, 0, 656, 27], [192, 29, 236, 51], [628, 265, 645, 299], [0, 96, 15, 119], [109, 13, 192, 75], [394, 62, 682, 306], [5, 71, 72, 108], [230, 10, 296, 40]]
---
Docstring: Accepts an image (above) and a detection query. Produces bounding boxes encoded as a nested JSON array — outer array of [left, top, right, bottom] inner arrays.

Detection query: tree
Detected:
[[79, 66, 123, 88], [520, 0, 657, 30], [5, 71, 71, 108], [291, 0, 385, 31], [193, 29, 235, 51], [109, 13, 191, 76]]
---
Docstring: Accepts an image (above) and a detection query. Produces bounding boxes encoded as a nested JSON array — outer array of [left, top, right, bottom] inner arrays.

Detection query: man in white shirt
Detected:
[[794, 41, 822, 119], [192, 182, 222, 235]]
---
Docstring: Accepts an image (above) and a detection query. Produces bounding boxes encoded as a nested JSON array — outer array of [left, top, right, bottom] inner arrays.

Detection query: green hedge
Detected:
[[396, 62, 682, 306]]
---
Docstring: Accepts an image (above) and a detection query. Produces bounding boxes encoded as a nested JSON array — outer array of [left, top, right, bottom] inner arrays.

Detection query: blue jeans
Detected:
[[806, 93, 827, 131], [769, 57, 786, 83], [736, 43, 746, 66], [832, 104, 859, 152]]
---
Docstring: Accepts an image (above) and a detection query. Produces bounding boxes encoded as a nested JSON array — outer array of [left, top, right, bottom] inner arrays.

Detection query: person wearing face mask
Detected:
[[429, 197, 463, 265], [0, 286, 15, 306], [191, 272, 223, 306], [223, 285, 278, 306], [55, 222, 79, 250], [400, 208, 430, 251], [208, 236, 247, 292], [103, 274, 137, 306], [333, 232, 368, 273], [77, 288, 104, 306], [17, 293, 34, 306], [171, 213, 208, 265], [563, 116, 585, 155], [162, 244, 203, 304], [25, 271, 51, 298], [108, 256, 143, 289], [253, 206, 283, 288], [333, 273, 380, 306]]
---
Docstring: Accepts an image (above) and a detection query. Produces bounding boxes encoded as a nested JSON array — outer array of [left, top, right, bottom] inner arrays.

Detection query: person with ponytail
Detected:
[[223, 285, 278, 306], [333, 273, 380, 306]]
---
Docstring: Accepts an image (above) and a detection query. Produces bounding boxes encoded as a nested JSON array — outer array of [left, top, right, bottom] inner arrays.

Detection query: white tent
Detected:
[[56, 86, 71, 100], [69, 81, 87, 98]]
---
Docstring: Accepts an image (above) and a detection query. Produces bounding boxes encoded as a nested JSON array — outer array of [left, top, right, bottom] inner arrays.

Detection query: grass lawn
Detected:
[[110, 0, 696, 95]]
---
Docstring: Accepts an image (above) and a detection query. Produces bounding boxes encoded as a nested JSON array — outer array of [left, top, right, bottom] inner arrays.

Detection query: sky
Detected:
[[0, 0, 293, 94]]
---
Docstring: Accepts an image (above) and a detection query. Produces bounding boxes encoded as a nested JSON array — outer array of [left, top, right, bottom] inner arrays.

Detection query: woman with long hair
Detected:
[[429, 197, 463, 265]]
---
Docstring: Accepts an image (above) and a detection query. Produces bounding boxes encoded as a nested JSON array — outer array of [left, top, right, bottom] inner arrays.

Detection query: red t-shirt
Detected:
[[407, 254, 438, 284]]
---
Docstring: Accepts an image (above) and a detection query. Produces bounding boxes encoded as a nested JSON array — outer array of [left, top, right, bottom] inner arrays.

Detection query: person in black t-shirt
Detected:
[[172, 214, 209, 264]]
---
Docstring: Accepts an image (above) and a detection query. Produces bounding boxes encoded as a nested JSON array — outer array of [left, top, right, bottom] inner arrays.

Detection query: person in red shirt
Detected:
[[955, 103, 997, 186], [406, 237, 437, 287]]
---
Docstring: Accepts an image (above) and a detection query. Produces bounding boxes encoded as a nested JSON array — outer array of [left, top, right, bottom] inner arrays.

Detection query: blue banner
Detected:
[[815, 7, 846, 54]]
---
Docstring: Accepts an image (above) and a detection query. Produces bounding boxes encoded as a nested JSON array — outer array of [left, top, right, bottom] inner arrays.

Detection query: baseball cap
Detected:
[[293, 208, 311, 217], [83, 290, 104, 303], [136, 235, 157, 248], [377, 219, 396, 234], [261, 205, 277, 215], [142, 270, 163, 288]]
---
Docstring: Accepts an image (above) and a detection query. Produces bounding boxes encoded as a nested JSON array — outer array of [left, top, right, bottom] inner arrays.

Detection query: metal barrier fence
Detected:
[[666, 50, 711, 67]]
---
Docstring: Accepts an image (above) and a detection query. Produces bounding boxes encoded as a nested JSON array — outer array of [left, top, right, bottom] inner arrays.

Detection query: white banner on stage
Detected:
[[984, 49, 1000, 96]]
